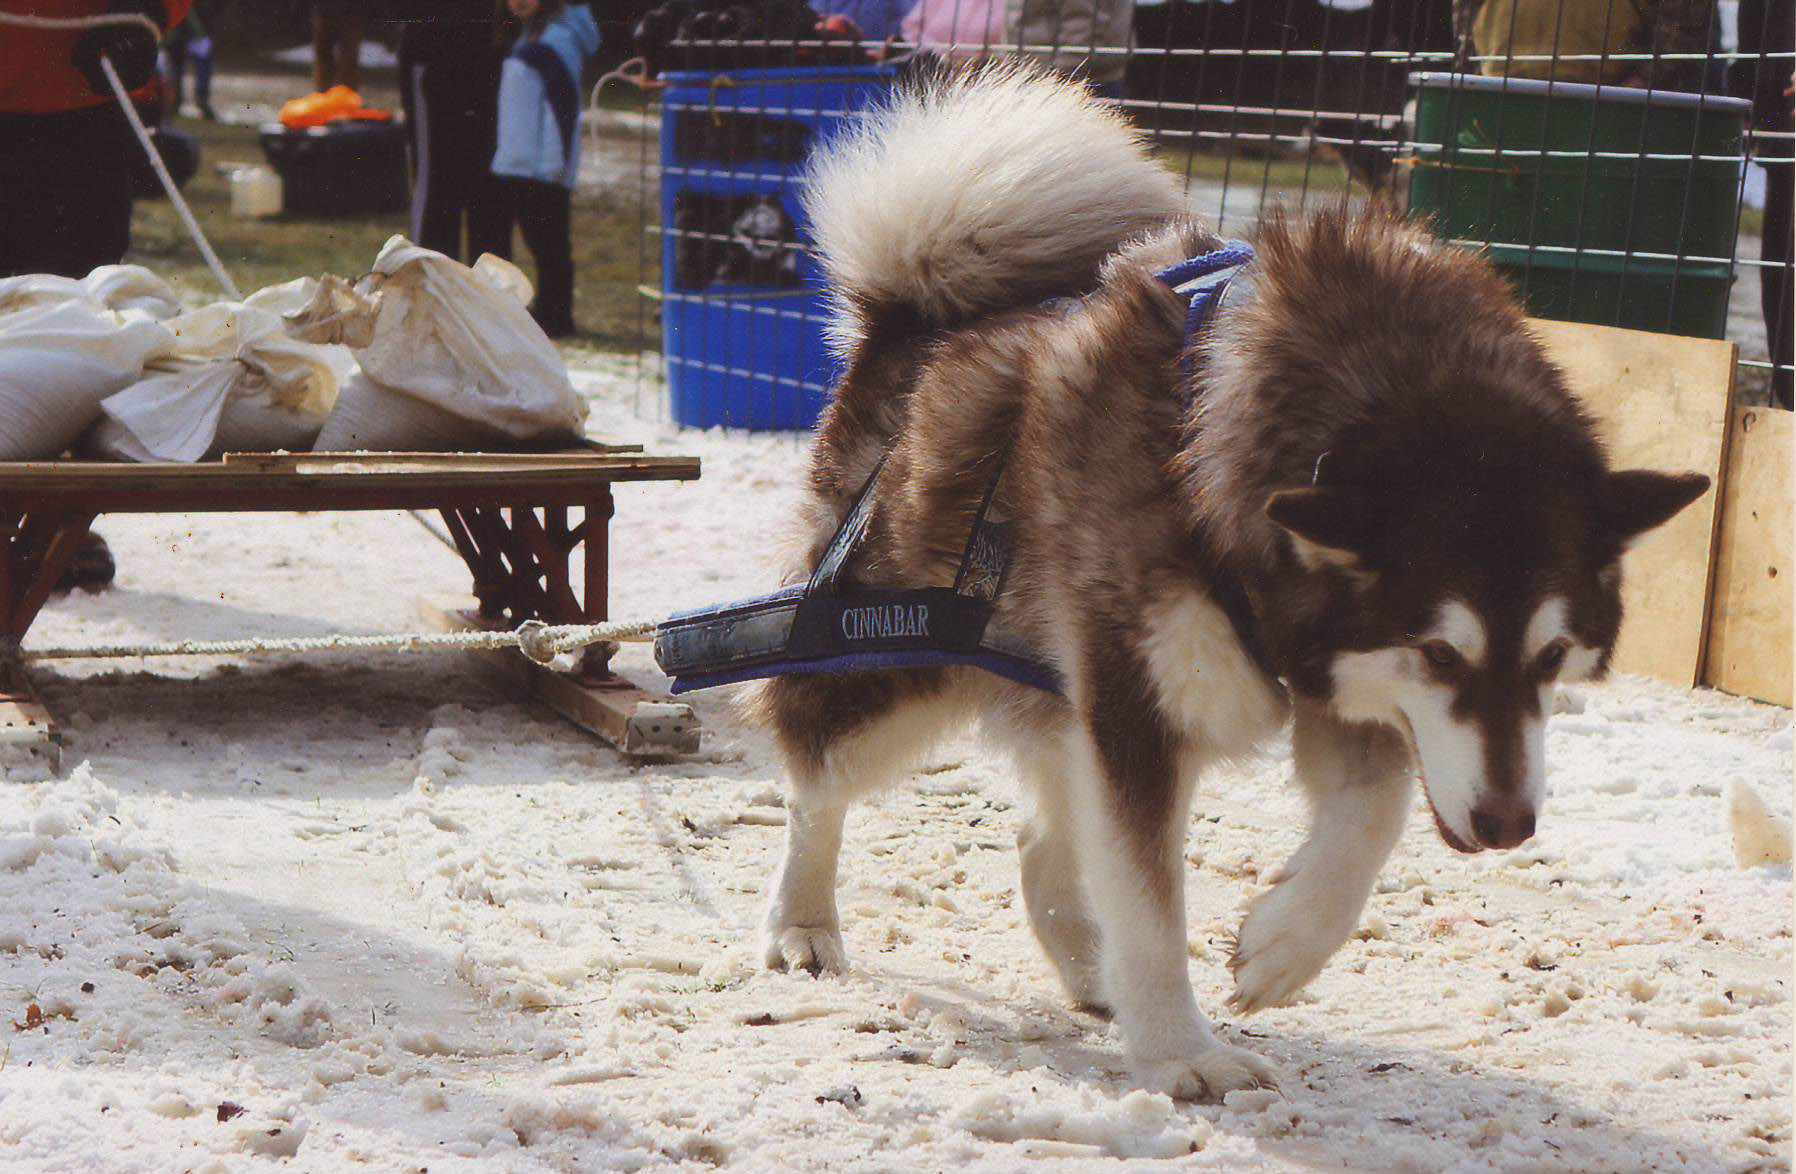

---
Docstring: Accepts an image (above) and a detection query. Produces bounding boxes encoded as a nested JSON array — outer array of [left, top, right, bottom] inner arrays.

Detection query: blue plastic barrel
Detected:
[[659, 66, 895, 430]]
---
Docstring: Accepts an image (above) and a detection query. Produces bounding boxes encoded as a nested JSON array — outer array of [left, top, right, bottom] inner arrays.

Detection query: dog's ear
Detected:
[[1265, 487, 1375, 571], [1599, 470, 1711, 548]]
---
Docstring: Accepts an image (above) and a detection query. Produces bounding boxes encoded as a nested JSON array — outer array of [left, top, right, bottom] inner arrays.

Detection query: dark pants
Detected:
[[1760, 160, 1793, 410], [401, 58, 513, 265], [0, 106, 133, 279], [311, 0, 365, 92], [165, 36, 214, 113], [507, 177, 575, 337]]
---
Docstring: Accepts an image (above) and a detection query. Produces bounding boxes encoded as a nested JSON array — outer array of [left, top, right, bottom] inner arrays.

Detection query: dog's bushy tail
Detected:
[[803, 61, 1187, 354]]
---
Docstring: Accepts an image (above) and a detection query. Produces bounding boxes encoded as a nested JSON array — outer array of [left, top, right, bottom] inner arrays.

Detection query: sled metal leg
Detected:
[[1, 511, 97, 645], [579, 489, 614, 676], [438, 494, 610, 619], [424, 491, 699, 754]]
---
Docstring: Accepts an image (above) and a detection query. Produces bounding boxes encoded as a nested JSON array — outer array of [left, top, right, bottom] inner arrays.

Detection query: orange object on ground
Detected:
[[278, 85, 392, 130]]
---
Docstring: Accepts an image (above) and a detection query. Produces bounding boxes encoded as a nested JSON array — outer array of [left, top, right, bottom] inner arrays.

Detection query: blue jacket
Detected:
[[492, 5, 600, 189], [821, 0, 908, 40]]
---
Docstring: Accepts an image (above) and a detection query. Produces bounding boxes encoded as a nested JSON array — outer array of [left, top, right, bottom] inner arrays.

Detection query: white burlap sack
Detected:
[[311, 369, 493, 452], [85, 300, 343, 463], [82, 265, 184, 320], [0, 265, 182, 322], [0, 301, 176, 460], [295, 236, 586, 452], [243, 274, 324, 316]]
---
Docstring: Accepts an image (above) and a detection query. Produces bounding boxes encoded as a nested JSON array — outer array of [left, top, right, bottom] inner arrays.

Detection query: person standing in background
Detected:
[[306, 0, 365, 92], [821, 0, 907, 42], [900, 0, 1006, 63], [393, 0, 514, 264], [1005, 0, 1134, 100], [492, 0, 598, 338], [0, 0, 190, 592], [1451, 0, 1714, 91], [162, 0, 214, 118], [0, 0, 189, 278]]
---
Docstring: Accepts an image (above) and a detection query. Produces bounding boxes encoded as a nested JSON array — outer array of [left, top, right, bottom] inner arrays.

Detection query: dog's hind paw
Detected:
[[1136, 1045, 1278, 1102], [763, 925, 848, 975]]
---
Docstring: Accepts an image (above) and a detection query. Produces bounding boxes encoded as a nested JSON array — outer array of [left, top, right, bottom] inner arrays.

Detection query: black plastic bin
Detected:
[[258, 120, 409, 217]]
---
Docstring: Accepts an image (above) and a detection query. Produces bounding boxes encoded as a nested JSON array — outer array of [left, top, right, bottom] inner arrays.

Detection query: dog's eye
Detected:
[[1538, 640, 1569, 675], [1419, 641, 1462, 671]]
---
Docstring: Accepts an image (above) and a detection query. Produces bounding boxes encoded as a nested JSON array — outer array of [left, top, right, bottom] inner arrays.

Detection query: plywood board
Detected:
[[1527, 319, 1735, 688], [1702, 406, 1793, 707]]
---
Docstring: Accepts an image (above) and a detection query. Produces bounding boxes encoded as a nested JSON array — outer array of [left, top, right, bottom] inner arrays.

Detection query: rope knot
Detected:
[[515, 620, 560, 665]]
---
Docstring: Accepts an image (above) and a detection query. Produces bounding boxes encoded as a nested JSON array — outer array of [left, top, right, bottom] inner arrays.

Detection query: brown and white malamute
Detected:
[[746, 63, 1709, 1099]]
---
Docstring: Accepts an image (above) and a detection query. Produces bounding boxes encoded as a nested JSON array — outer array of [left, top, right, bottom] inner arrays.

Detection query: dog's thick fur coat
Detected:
[[750, 63, 1711, 1099]]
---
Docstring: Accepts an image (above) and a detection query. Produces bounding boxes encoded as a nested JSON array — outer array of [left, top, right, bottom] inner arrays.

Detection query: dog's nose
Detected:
[[1470, 799, 1536, 850]]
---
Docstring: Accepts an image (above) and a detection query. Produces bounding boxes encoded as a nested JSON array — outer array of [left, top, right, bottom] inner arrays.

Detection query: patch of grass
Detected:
[[1157, 144, 1357, 203], [573, 180, 660, 352], [128, 119, 397, 300], [129, 117, 657, 351]]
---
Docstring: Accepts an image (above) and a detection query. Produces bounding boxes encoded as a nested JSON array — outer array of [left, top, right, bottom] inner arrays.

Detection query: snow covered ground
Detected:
[[0, 361, 1789, 1173]]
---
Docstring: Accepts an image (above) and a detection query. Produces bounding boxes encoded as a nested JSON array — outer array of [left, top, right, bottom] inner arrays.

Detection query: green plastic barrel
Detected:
[[1407, 72, 1752, 338]]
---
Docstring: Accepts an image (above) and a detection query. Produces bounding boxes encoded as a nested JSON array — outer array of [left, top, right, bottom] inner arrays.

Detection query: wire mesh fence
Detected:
[[606, 0, 1793, 428]]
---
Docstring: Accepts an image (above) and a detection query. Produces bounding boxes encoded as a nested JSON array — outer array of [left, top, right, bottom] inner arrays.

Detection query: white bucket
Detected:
[[229, 167, 283, 218]]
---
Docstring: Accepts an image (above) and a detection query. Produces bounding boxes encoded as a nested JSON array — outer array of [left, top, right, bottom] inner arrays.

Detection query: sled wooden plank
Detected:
[[418, 598, 700, 756], [223, 439, 648, 461], [0, 454, 690, 482], [1529, 319, 1734, 690], [0, 453, 699, 513], [223, 448, 645, 469], [0, 663, 60, 778], [221, 456, 652, 477], [1702, 406, 1792, 707]]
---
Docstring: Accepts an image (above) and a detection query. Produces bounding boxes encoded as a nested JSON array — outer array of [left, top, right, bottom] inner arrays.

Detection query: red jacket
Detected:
[[0, 0, 191, 114]]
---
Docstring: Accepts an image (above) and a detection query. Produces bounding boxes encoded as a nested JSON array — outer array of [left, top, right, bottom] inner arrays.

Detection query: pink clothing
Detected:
[[900, 0, 1006, 61]]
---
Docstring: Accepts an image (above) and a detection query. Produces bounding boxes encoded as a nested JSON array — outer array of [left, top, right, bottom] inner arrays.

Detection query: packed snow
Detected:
[[0, 359, 1788, 1172]]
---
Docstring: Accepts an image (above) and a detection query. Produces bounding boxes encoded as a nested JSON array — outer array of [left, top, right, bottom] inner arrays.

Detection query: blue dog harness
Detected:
[[653, 241, 1256, 697]]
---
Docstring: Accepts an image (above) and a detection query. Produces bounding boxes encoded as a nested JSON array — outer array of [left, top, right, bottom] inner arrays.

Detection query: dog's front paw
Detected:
[[1136, 1044, 1278, 1102], [763, 925, 848, 975], [1227, 864, 1355, 1014]]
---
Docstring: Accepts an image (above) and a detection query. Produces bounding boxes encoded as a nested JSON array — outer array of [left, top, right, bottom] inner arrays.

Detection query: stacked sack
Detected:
[[81, 277, 349, 462], [0, 237, 587, 462], [0, 267, 183, 460], [291, 235, 587, 452]]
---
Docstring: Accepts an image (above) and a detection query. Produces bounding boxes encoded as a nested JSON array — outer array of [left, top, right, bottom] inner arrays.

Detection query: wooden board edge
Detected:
[[1690, 349, 1739, 689], [0, 661, 61, 780]]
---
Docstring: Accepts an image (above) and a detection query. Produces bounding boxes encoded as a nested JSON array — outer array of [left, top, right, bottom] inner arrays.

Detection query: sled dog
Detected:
[[748, 62, 1710, 1099]]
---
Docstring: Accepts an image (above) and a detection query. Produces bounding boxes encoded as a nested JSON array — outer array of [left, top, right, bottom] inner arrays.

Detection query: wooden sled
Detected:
[[0, 444, 702, 757]]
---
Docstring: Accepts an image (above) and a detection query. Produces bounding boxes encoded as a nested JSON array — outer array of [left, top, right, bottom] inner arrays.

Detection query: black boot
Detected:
[[54, 531, 116, 593]]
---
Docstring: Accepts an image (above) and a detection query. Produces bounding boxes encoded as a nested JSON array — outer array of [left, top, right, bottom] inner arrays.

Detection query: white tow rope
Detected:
[[16, 617, 660, 668], [0, 9, 242, 300]]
